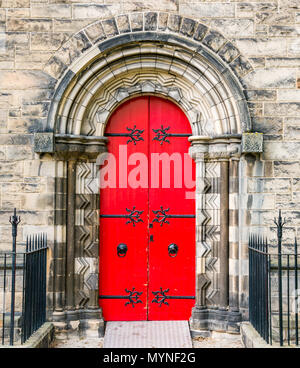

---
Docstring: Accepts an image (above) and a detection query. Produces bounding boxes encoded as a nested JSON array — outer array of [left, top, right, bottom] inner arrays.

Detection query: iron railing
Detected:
[[0, 209, 48, 346], [249, 210, 299, 346]]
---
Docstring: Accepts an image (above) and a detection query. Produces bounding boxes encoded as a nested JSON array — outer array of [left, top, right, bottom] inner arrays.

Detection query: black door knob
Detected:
[[168, 243, 178, 258], [117, 243, 128, 257]]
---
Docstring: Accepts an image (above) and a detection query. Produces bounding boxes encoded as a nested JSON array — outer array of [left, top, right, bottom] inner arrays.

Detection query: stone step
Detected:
[[103, 321, 192, 348]]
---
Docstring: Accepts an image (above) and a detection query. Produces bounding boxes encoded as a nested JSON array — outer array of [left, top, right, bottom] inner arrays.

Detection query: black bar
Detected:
[[2, 254, 7, 345], [166, 215, 196, 218], [21, 252, 26, 344], [287, 254, 290, 345], [166, 133, 191, 137], [99, 295, 129, 299], [164, 296, 195, 300], [100, 214, 129, 218], [104, 133, 132, 137], [9, 208, 20, 346], [278, 243, 283, 346], [268, 254, 272, 345], [295, 238, 298, 346]]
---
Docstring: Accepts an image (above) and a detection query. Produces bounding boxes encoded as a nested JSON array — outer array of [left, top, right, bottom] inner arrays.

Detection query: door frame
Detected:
[[40, 28, 253, 335], [98, 95, 196, 321]]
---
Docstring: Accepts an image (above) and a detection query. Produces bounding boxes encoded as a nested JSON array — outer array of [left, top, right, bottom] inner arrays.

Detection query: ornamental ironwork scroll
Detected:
[[99, 288, 143, 307], [105, 125, 144, 145], [100, 207, 144, 226]]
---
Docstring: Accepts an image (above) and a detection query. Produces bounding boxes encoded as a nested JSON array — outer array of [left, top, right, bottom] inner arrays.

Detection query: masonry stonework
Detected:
[[0, 0, 299, 337]]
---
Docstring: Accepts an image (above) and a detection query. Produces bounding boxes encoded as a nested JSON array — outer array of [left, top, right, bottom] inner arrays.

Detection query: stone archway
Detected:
[[35, 14, 253, 336]]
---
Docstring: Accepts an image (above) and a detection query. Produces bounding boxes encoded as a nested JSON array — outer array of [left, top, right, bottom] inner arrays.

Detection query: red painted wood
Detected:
[[99, 97, 149, 320], [99, 96, 195, 321], [148, 96, 195, 320]]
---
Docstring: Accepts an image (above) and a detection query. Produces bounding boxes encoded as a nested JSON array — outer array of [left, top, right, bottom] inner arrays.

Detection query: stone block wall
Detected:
[[0, 0, 299, 327]]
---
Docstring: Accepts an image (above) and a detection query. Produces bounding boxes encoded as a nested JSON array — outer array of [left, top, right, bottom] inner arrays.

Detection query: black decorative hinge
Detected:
[[152, 125, 191, 145], [99, 288, 143, 307], [105, 125, 144, 145], [151, 206, 195, 226], [152, 287, 195, 307], [100, 207, 144, 226]]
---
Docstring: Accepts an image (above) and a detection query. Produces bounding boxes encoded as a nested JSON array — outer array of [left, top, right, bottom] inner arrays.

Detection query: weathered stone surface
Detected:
[[53, 31, 92, 67], [274, 161, 299, 177], [34, 132, 54, 153], [116, 15, 131, 34], [145, 12, 158, 31], [218, 42, 240, 64], [269, 25, 300, 37], [210, 19, 254, 38], [180, 17, 196, 37], [255, 11, 294, 25], [243, 68, 296, 89], [230, 55, 253, 77], [247, 178, 291, 193], [0, 70, 56, 89], [53, 19, 92, 33], [252, 117, 282, 137], [180, 3, 235, 18], [279, 0, 300, 11], [245, 89, 276, 101], [288, 39, 300, 55], [158, 12, 168, 30], [242, 133, 263, 153], [266, 57, 300, 67], [264, 103, 300, 116], [167, 14, 182, 33], [44, 56, 67, 80], [284, 118, 300, 140], [31, 4, 71, 19], [202, 30, 227, 53], [122, 0, 178, 13], [0, 2, 299, 340], [31, 33, 70, 51], [263, 142, 300, 160], [73, 4, 118, 19], [193, 23, 208, 41], [7, 18, 52, 32], [85, 22, 106, 43], [6, 145, 33, 160], [235, 38, 287, 57], [102, 18, 118, 38], [130, 13, 143, 32]]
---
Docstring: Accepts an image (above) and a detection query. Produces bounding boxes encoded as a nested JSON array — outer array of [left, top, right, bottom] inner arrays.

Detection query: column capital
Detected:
[[189, 134, 242, 161], [34, 133, 108, 160]]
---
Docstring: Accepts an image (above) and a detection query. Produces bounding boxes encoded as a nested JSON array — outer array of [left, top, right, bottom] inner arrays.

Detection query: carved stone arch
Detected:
[[38, 14, 255, 337], [43, 13, 253, 137], [46, 38, 250, 138], [84, 78, 204, 137]]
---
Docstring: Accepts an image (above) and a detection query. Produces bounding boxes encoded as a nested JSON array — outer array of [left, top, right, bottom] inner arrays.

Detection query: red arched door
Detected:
[[99, 96, 195, 320]]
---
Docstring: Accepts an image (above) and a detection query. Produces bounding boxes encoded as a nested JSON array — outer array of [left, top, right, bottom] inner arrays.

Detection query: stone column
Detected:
[[66, 159, 77, 313], [189, 135, 242, 333], [35, 133, 107, 338], [229, 157, 240, 312], [49, 159, 68, 330], [228, 156, 242, 332], [219, 159, 229, 310], [189, 137, 210, 331]]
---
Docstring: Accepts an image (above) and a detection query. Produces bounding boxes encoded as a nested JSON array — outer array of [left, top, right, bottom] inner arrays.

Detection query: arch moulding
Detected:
[[37, 12, 255, 337]]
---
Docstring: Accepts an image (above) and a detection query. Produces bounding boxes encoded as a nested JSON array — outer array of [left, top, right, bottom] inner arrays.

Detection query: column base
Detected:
[[189, 306, 242, 334], [51, 308, 105, 339]]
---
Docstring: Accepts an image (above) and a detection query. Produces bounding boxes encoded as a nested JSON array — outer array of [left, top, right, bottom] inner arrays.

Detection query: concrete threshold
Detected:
[[103, 321, 193, 348]]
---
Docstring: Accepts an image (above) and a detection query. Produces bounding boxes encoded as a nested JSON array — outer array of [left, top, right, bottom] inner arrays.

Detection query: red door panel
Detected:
[[99, 97, 149, 320], [99, 96, 195, 321], [148, 97, 195, 320]]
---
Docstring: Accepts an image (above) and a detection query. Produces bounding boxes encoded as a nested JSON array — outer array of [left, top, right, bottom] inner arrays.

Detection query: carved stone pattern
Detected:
[[75, 162, 99, 308], [204, 161, 221, 307]]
